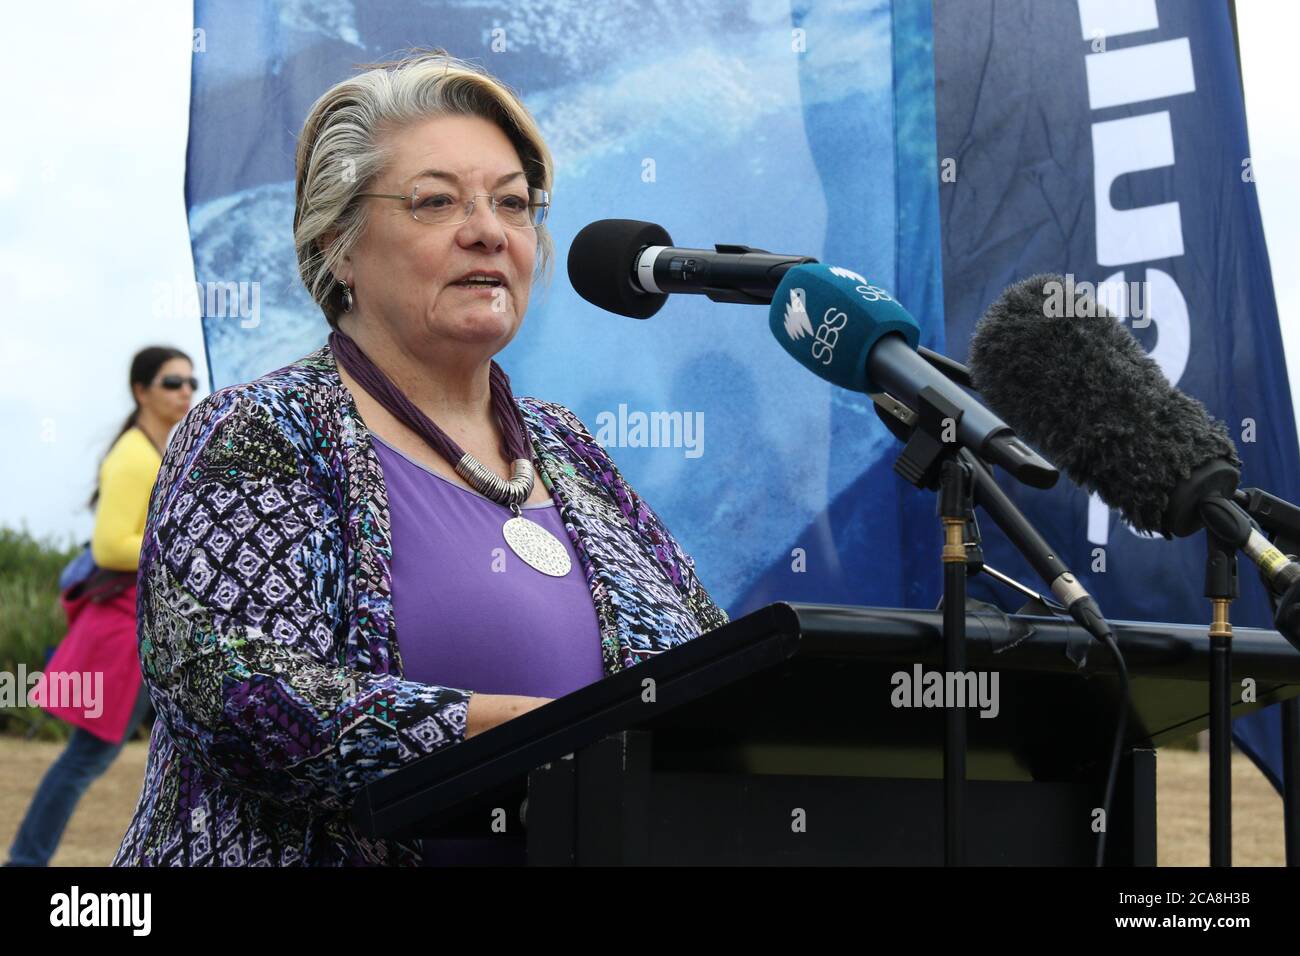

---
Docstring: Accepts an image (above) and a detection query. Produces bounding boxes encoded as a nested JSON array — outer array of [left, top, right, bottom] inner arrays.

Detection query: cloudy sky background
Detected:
[[1, 1, 1297, 545]]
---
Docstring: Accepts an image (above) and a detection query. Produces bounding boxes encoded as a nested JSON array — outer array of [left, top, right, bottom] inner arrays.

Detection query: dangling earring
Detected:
[[339, 281, 354, 313]]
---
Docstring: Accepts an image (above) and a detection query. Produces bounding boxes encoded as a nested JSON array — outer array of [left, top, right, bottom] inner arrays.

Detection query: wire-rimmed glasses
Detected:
[[357, 184, 549, 228]]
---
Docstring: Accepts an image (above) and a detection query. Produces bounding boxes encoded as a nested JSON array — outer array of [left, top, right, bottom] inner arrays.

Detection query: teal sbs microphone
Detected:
[[769, 263, 1058, 489]]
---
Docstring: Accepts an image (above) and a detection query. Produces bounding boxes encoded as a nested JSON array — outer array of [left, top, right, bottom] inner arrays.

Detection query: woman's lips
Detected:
[[450, 283, 505, 295]]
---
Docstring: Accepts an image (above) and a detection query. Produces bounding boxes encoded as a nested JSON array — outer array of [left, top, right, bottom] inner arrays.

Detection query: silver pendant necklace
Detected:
[[329, 328, 573, 577], [454, 454, 572, 577]]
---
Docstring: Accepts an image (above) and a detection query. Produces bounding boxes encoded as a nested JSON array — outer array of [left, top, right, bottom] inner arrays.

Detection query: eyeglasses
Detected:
[[157, 375, 199, 391], [356, 184, 550, 228]]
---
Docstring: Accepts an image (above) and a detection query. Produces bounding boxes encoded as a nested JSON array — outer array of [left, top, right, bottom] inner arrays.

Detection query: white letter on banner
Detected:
[[1092, 112, 1184, 267], [1077, 0, 1158, 40], [1085, 39, 1195, 110], [1097, 268, 1190, 385]]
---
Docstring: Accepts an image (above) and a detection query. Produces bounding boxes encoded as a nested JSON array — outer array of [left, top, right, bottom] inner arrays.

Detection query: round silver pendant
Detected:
[[502, 516, 572, 577]]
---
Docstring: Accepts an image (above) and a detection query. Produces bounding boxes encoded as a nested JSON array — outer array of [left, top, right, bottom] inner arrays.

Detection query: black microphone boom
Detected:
[[568, 219, 985, 396], [567, 219, 817, 319]]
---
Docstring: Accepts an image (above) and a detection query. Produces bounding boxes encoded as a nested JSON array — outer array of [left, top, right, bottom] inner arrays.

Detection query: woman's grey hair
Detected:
[[293, 49, 555, 327]]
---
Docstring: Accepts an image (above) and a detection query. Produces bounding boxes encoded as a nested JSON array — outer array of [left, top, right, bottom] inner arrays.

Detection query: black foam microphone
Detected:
[[567, 219, 818, 319], [968, 274, 1300, 596]]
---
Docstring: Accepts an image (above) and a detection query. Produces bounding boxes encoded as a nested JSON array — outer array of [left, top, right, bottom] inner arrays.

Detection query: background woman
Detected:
[[5, 347, 196, 866]]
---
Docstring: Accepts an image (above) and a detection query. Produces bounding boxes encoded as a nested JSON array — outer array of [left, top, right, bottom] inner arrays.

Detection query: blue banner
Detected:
[[186, 1, 1290, 785], [186, 0, 946, 617], [932, 0, 1298, 787]]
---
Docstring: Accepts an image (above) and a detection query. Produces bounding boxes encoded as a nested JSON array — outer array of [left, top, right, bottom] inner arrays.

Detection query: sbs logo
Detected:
[[829, 265, 894, 304], [783, 288, 815, 340], [793, 267, 898, 365], [811, 307, 847, 365]]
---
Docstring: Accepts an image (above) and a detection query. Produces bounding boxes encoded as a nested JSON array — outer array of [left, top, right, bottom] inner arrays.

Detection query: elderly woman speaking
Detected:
[[114, 51, 727, 867]]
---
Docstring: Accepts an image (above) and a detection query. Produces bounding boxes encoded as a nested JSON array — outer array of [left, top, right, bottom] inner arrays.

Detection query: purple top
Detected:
[[371, 431, 605, 698], [372, 432, 606, 866]]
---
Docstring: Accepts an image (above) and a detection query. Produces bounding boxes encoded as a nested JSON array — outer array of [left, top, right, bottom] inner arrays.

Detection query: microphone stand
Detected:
[[1233, 487, 1300, 866], [883, 385, 976, 866], [940, 457, 971, 868], [1203, 530, 1238, 866], [875, 382, 1130, 867], [1198, 488, 1300, 866]]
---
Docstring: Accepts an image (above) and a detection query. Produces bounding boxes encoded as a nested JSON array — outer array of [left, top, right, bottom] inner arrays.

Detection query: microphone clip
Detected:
[[876, 385, 967, 492]]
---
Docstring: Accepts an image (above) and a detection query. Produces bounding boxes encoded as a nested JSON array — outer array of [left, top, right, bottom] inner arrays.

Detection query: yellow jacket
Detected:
[[90, 427, 163, 571]]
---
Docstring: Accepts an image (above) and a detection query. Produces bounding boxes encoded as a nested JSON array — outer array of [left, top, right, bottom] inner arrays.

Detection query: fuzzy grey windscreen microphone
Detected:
[[967, 274, 1240, 537]]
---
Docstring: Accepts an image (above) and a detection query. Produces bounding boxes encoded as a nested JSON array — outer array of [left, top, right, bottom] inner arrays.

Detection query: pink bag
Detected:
[[30, 583, 144, 745]]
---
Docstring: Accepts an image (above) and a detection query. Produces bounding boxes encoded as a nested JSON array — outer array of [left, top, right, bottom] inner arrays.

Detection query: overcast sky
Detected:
[[0, 2, 1296, 545], [0, 2, 202, 545]]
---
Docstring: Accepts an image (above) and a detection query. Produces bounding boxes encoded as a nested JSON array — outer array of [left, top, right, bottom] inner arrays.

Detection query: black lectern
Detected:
[[351, 603, 1300, 865]]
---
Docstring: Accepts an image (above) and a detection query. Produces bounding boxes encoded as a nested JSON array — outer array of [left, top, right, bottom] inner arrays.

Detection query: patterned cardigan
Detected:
[[113, 342, 728, 866]]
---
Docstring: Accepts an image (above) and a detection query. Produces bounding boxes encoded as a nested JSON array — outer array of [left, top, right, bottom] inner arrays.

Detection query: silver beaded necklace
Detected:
[[330, 326, 572, 578]]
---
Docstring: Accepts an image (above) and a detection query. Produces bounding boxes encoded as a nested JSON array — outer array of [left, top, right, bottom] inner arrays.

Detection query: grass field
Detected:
[[0, 738, 1284, 866]]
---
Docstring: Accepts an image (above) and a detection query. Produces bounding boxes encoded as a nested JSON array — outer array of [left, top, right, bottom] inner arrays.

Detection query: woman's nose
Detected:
[[459, 198, 507, 247]]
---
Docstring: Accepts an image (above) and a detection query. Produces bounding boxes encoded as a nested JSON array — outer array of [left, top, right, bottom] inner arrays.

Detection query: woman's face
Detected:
[[342, 114, 538, 364], [135, 357, 196, 427]]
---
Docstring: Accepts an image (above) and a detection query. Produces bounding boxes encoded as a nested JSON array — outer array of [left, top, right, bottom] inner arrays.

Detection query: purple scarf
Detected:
[[328, 329, 532, 465]]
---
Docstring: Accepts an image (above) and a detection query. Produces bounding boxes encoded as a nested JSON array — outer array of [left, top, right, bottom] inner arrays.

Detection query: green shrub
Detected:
[[0, 526, 81, 739]]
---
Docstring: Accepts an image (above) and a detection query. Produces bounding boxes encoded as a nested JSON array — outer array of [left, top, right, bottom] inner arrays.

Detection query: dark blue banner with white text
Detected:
[[933, 0, 1298, 787]]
